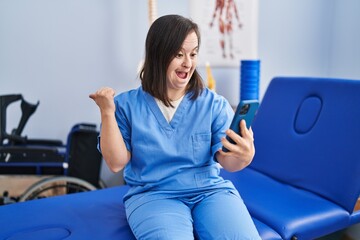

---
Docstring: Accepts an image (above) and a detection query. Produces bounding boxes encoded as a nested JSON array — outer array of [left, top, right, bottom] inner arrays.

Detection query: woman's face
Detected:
[[166, 31, 199, 100]]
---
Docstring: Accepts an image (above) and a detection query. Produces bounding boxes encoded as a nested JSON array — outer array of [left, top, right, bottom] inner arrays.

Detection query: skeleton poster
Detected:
[[190, 0, 259, 67]]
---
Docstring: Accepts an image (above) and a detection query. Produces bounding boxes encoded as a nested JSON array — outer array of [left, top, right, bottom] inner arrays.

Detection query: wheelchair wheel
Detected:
[[19, 176, 97, 202]]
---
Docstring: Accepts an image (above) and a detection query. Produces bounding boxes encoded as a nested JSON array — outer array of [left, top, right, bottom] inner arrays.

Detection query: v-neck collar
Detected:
[[142, 89, 191, 136]]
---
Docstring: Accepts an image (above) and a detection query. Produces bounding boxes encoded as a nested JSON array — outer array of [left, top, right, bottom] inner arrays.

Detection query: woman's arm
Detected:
[[89, 87, 130, 173]]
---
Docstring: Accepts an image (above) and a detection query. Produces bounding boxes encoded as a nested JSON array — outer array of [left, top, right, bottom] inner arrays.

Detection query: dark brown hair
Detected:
[[140, 14, 204, 107]]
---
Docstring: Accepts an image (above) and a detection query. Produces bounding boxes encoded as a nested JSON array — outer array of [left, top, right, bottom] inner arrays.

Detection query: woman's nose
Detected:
[[182, 56, 191, 68]]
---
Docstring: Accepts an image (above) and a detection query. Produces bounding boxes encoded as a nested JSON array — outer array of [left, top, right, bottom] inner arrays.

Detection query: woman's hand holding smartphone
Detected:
[[222, 100, 259, 152]]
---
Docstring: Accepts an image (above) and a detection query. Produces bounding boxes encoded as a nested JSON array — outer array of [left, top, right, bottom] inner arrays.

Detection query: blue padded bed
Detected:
[[1, 77, 360, 240], [0, 185, 279, 240]]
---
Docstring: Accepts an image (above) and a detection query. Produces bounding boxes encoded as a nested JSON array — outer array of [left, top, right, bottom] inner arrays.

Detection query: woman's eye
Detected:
[[176, 53, 183, 58]]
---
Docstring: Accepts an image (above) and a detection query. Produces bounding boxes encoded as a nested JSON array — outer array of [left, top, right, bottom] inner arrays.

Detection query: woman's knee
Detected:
[[127, 198, 194, 240], [193, 190, 261, 240]]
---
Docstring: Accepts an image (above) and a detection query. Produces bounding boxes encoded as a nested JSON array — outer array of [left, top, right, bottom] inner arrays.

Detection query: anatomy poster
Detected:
[[190, 0, 259, 67]]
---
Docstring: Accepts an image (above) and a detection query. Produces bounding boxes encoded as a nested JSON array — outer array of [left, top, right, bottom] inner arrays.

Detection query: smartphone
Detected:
[[222, 99, 259, 152]]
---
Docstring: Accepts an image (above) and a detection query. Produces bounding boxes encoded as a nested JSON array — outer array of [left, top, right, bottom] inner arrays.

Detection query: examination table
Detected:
[[0, 185, 279, 240], [1, 77, 360, 240]]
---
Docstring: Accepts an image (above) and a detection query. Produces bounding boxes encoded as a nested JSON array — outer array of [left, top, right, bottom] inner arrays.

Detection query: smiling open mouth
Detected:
[[176, 71, 188, 79]]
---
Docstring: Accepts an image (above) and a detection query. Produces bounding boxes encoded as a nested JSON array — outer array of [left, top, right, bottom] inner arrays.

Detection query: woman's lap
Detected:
[[126, 190, 260, 240]]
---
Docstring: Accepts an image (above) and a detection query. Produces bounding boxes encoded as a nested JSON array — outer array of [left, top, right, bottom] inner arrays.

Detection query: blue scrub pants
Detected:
[[127, 190, 261, 240]]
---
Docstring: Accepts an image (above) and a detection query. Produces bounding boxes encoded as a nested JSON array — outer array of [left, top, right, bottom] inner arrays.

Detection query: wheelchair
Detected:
[[0, 94, 103, 204]]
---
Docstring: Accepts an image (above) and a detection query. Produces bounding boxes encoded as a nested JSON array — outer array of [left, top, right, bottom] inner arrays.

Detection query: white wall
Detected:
[[259, 0, 360, 97], [0, 0, 189, 143], [328, 0, 360, 79], [2, 0, 360, 143], [0, 1, 140, 142], [258, 0, 334, 97]]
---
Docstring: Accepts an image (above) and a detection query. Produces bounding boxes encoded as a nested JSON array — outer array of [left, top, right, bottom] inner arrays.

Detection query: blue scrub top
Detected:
[[113, 87, 237, 214]]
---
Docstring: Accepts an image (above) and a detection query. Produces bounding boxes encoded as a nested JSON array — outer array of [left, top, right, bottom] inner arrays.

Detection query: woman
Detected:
[[90, 14, 260, 240]]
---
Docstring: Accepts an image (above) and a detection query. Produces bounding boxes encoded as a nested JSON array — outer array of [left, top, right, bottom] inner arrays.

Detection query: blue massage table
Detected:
[[1, 77, 359, 239], [0, 185, 280, 240]]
